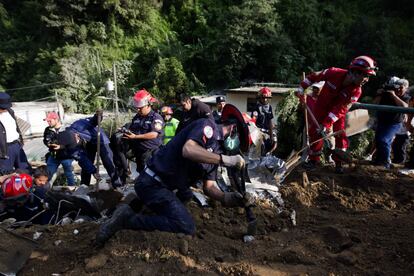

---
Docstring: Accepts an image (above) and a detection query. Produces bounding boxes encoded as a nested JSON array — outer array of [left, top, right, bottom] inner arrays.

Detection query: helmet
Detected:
[[349, 56, 378, 76], [258, 87, 272, 98], [161, 106, 173, 115], [1, 174, 33, 201], [133, 89, 155, 108]]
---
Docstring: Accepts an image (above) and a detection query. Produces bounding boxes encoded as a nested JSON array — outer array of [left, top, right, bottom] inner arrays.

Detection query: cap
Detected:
[[0, 92, 11, 109], [44, 111, 59, 121], [216, 96, 226, 104]]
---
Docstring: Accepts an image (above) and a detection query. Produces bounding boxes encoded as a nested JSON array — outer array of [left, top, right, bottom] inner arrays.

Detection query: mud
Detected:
[[18, 163, 414, 275]]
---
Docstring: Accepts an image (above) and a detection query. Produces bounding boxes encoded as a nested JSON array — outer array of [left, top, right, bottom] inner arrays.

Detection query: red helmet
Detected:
[[1, 174, 33, 201], [133, 89, 157, 108], [349, 56, 378, 76], [161, 106, 173, 115], [258, 87, 272, 98]]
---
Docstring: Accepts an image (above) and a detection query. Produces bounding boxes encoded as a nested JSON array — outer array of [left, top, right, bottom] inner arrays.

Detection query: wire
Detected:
[[1, 81, 65, 92]]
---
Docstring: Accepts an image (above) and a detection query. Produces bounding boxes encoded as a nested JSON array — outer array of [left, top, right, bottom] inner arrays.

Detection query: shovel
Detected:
[[304, 104, 352, 163], [228, 166, 257, 236]]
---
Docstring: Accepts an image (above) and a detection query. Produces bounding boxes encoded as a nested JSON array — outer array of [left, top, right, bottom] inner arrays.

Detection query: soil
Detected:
[[17, 162, 414, 275]]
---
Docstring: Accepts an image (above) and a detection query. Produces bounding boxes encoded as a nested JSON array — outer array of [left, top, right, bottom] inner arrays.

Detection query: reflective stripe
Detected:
[[326, 81, 336, 90], [144, 167, 163, 183], [328, 112, 339, 122]]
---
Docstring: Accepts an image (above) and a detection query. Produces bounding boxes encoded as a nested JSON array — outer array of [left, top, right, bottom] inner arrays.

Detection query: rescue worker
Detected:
[[161, 106, 179, 145], [0, 172, 51, 224], [49, 129, 99, 181], [69, 111, 123, 188], [373, 77, 409, 169], [176, 94, 213, 133], [251, 87, 277, 155], [111, 89, 164, 182], [0, 92, 31, 174], [43, 111, 76, 186], [213, 96, 226, 124], [96, 104, 249, 245], [296, 55, 378, 173]]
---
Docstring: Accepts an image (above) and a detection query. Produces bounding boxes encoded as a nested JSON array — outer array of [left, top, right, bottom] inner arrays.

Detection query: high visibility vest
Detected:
[[163, 118, 180, 144]]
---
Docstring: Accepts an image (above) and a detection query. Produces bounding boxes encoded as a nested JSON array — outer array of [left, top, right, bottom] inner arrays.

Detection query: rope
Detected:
[[2, 81, 65, 92]]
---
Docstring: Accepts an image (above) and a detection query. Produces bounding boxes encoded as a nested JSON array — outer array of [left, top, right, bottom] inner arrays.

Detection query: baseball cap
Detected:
[[44, 111, 59, 121], [216, 96, 226, 103]]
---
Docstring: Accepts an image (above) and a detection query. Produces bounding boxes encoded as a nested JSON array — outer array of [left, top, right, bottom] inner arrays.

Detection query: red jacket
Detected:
[[300, 67, 362, 129]]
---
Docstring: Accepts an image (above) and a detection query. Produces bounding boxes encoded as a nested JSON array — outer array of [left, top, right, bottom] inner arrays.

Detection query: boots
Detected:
[[96, 204, 135, 245]]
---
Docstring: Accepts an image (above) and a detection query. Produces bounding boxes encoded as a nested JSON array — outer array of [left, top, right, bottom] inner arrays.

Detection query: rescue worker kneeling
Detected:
[[111, 89, 164, 183], [96, 104, 249, 245]]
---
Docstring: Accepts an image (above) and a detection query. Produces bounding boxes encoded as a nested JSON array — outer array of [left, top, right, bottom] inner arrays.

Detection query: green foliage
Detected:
[[348, 129, 376, 159], [275, 91, 303, 158], [151, 57, 189, 103]]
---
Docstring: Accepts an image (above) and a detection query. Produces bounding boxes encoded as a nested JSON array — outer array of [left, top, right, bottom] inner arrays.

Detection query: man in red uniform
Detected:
[[296, 56, 378, 172]]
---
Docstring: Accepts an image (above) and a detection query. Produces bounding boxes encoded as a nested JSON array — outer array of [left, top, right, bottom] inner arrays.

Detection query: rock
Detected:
[[264, 209, 275, 218], [54, 240, 62, 246], [177, 233, 185, 239], [61, 217, 72, 225], [30, 251, 49, 261], [176, 256, 196, 273], [336, 251, 357, 265], [243, 235, 255, 243], [85, 253, 108, 272], [202, 212, 210, 220], [33, 231, 43, 240], [143, 252, 150, 262], [0, 217, 16, 227], [179, 239, 189, 255]]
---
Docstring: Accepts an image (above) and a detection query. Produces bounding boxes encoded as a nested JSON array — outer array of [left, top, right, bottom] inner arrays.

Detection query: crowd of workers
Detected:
[[0, 55, 412, 244]]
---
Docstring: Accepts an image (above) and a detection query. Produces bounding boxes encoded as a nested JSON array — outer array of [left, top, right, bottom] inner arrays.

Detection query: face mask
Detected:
[[224, 134, 240, 153]]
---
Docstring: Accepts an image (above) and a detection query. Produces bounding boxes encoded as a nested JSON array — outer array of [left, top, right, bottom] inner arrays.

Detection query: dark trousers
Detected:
[[110, 134, 153, 182], [81, 142, 122, 187], [374, 122, 401, 167], [67, 146, 96, 176], [0, 142, 31, 174], [392, 134, 410, 164], [124, 173, 195, 235]]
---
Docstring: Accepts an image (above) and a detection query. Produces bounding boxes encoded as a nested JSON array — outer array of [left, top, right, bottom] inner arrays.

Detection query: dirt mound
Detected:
[[18, 163, 414, 275]]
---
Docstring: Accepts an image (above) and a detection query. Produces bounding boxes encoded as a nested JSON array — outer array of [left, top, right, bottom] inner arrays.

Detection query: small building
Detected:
[[12, 101, 65, 137], [225, 85, 293, 114]]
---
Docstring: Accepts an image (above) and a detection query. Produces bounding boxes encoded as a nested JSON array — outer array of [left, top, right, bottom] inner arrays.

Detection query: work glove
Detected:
[[222, 192, 245, 208], [221, 154, 245, 169]]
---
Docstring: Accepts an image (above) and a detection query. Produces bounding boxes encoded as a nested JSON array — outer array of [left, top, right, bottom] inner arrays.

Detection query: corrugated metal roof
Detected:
[[225, 86, 293, 94]]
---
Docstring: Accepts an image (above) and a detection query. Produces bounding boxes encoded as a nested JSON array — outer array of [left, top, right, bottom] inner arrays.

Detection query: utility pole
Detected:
[[113, 63, 119, 128]]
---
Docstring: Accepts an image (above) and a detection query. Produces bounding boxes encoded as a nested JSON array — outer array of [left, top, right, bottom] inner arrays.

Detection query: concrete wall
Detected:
[[12, 102, 64, 136]]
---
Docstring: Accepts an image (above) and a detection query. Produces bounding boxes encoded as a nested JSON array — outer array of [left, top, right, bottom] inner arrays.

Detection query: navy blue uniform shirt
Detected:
[[69, 115, 110, 145], [147, 118, 221, 192], [251, 103, 274, 130], [129, 110, 164, 151]]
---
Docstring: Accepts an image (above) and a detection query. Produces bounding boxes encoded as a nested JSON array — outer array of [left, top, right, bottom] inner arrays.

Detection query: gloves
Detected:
[[222, 192, 244, 207], [221, 154, 245, 169]]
